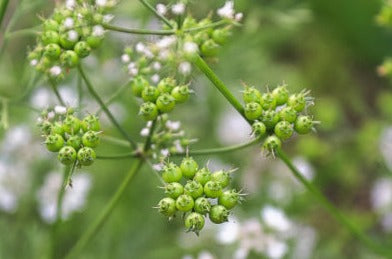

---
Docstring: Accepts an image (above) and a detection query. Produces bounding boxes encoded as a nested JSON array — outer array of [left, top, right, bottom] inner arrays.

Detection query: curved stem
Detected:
[[193, 55, 248, 122], [101, 135, 130, 148], [184, 20, 229, 33], [195, 54, 392, 256], [103, 23, 175, 35], [138, 0, 173, 29], [276, 148, 392, 257], [5, 27, 39, 39], [78, 64, 137, 149], [49, 79, 65, 106], [64, 159, 144, 259], [65, 120, 158, 258]]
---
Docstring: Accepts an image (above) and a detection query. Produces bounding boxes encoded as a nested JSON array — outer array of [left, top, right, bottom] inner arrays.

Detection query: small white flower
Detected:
[[140, 127, 150, 137], [68, 30, 78, 42], [156, 36, 177, 49], [47, 111, 55, 120], [174, 139, 184, 153], [103, 14, 114, 23], [171, 3, 186, 15], [266, 240, 288, 259], [136, 42, 146, 53], [147, 121, 153, 128], [166, 120, 181, 131], [92, 25, 105, 37], [161, 149, 170, 157], [63, 17, 74, 29], [235, 13, 243, 21], [54, 105, 67, 115], [151, 74, 160, 84], [158, 49, 171, 60], [65, 0, 76, 9], [152, 61, 161, 71], [371, 177, 392, 212], [261, 205, 292, 232], [128, 68, 138, 76], [198, 251, 215, 259], [152, 163, 164, 171], [178, 62, 192, 75], [49, 66, 62, 77], [156, 3, 167, 16], [121, 54, 130, 63], [183, 41, 198, 55], [30, 59, 38, 66], [216, 219, 240, 244], [217, 1, 235, 19], [96, 0, 107, 7]]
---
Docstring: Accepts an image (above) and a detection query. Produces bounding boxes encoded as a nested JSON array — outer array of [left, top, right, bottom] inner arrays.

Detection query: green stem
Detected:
[[5, 27, 39, 39], [193, 55, 247, 122], [138, 0, 173, 29], [96, 80, 129, 115], [1, 97, 8, 129], [103, 23, 175, 35], [0, 0, 9, 29], [65, 120, 158, 258], [184, 20, 229, 33], [195, 54, 392, 256], [101, 135, 130, 148], [96, 152, 137, 160], [51, 164, 73, 259], [276, 148, 392, 257], [49, 79, 65, 106], [64, 159, 144, 259], [78, 64, 137, 149]]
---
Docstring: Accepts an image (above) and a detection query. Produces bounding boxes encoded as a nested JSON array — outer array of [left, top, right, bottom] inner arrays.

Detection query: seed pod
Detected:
[[180, 157, 199, 179], [184, 180, 204, 199], [194, 197, 211, 215], [62, 115, 81, 134], [67, 135, 82, 150], [185, 212, 205, 234], [211, 170, 231, 188], [142, 86, 160, 102], [218, 190, 241, 209], [74, 41, 91, 58], [171, 85, 190, 103], [243, 86, 261, 104], [261, 110, 279, 130], [162, 163, 182, 183], [82, 131, 100, 148], [157, 77, 176, 94], [263, 135, 282, 153], [193, 168, 212, 185], [201, 39, 219, 57], [244, 102, 263, 121], [204, 181, 222, 198], [272, 85, 289, 105], [156, 93, 176, 113], [175, 194, 194, 212], [274, 121, 294, 141], [261, 92, 277, 110], [77, 147, 96, 166], [58, 146, 77, 165], [295, 115, 314, 134], [130, 76, 149, 97], [139, 102, 159, 121], [288, 93, 306, 112], [279, 106, 297, 123], [81, 114, 101, 132], [60, 50, 79, 67], [42, 31, 60, 45], [252, 121, 266, 137], [45, 134, 64, 152], [209, 205, 229, 224], [44, 43, 61, 59], [158, 197, 176, 217], [165, 182, 184, 199]]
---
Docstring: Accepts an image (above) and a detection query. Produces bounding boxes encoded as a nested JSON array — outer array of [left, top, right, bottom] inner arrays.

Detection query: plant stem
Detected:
[[195, 54, 392, 256], [49, 79, 65, 106], [64, 159, 144, 259], [96, 80, 129, 115], [65, 120, 158, 258], [138, 0, 173, 29], [5, 27, 39, 39], [78, 64, 137, 149], [51, 164, 73, 259], [96, 152, 137, 160], [276, 148, 392, 257], [0, 0, 10, 29], [103, 23, 175, 35], [193, 55, 248, 122], [101, 135, 130, 148], [184, 20, 229, 33]]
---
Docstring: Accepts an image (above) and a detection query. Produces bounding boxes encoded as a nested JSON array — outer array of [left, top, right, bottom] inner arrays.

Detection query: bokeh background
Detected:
[[1, 0, 392, 258]]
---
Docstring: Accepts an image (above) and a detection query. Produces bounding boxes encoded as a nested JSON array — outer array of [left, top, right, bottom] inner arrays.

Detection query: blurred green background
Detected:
[[1, 0, 392, 258]]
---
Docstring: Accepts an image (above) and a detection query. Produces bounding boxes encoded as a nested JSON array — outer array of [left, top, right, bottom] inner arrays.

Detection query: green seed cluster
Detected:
[[131, 76, 191, 121], [242, 83, 317, 154], [180, 17, 233, 59], [37, 107, 101, 167], [156, 158, 243, 234], [28, 0, 115, 80]]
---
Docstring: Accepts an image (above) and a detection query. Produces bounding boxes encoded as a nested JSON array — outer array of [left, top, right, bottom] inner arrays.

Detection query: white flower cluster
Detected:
[[156, 2, 186, 16], [217, 1, 243, 21]]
